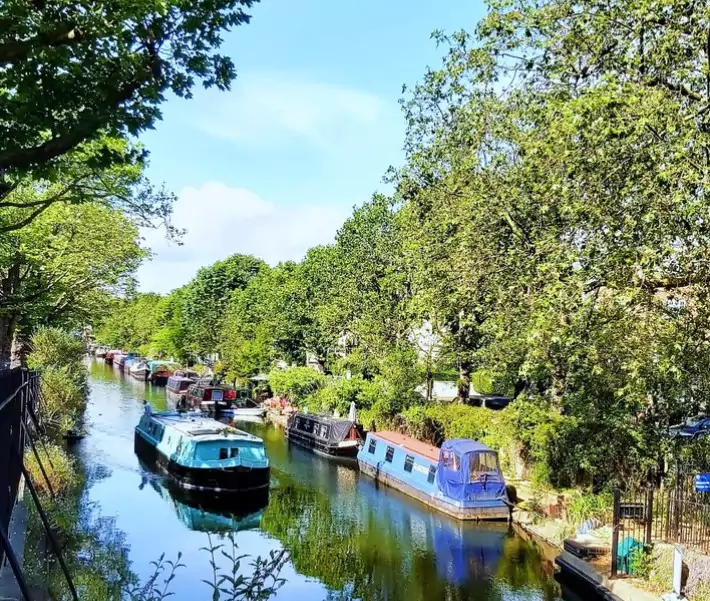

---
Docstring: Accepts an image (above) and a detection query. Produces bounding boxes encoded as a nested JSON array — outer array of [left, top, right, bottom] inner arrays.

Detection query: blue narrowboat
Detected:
[[357, 431, 511, 521], [134, 410, 270, 492]]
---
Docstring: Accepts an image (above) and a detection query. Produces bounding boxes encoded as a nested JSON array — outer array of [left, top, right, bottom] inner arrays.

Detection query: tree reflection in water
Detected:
[[261, 470, 559, 601]]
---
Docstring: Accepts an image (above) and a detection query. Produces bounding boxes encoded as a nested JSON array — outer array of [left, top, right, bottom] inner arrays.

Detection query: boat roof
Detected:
[[293, 412, 355, 427], [370, 431, 441, 462], [149, 360, 181, 369], [150, 412, 262, 443], [441, 439, 495, 454]]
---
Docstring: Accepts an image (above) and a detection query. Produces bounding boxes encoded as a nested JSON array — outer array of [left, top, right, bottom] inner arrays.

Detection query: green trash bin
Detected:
[[617, 536, 643, 575]]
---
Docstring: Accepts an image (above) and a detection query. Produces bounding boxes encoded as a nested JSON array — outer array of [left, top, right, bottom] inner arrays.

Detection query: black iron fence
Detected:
[[612, 478, 710, 576], [0, 368, 78, 600], [0, 369, 35, 567]]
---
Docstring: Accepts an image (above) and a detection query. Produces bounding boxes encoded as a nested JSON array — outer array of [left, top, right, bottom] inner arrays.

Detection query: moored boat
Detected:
[[134, 410, 270, 492], [357, 431, 511, 521], [285, 412, 364, 458], [167, 370, 200, 405], [219, 393, 267, 420], [105, 349, 121, 365], [94, 346, 108, 358], [123, 354, 138, 372], [130, 359, 150, 381], [148, 360, 181, 385]]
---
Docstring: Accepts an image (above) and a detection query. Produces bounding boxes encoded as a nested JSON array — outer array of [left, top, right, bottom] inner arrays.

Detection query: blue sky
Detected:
[[137, 0, 484, 293]]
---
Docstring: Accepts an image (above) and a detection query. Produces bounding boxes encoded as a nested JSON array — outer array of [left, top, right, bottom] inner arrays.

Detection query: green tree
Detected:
[[395, 1, 710, 485], [1, 201, 145, 365], [181, 254, 265, 359], [0, 0, 258, 186]]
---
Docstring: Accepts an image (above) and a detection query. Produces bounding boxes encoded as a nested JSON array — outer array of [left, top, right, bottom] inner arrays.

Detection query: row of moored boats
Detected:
[[94, 347, 512, 521], [97, 348, 266, 418], [133, 401, 513, 522]]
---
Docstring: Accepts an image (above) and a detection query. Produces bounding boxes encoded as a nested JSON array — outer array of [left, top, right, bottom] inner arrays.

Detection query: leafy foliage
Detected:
[[267, 367, 326, 404], [0, 1, 258, 181], [181, 254, 266, 359]]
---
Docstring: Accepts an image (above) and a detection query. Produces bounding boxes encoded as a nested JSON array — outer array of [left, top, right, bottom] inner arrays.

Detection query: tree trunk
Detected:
[[457, 359, 472, 403], [0, 316, 13, 368], [11, 323, 30, 368]]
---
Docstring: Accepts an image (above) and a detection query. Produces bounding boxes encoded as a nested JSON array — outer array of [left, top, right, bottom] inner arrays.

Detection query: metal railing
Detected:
[[612, 478, 710, 576], [0, 368, 78, 600]]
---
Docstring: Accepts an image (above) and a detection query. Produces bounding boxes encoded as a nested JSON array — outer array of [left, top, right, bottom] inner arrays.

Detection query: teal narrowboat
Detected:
[[357, 431, 511, 521], [134, 410, 270, 492]]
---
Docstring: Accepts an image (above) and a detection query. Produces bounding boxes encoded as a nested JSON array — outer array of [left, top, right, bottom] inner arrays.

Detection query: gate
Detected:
[[612, 480, 710, 576]]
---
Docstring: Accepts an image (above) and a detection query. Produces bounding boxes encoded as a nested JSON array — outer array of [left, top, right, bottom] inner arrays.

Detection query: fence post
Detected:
[[611, 489, 620, 577], [646, 487, 654, 546]]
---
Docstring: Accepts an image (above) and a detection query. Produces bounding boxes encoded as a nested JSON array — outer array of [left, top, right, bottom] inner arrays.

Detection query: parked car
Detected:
[[669, 414, 710, 439]]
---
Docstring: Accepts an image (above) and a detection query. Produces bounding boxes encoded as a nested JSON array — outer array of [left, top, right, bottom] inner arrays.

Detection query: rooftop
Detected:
[[152, 412, 259, 442], [371, 431, 441, 462]]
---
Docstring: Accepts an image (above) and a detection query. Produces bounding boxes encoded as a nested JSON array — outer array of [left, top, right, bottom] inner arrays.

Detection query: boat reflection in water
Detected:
[[138, 460, 268, 533]]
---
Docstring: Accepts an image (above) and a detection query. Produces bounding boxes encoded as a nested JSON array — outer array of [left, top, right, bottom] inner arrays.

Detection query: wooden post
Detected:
[[611, 489, 621, 577]]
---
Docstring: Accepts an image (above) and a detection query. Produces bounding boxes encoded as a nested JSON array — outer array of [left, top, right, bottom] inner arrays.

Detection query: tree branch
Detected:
[[0, 68, 151, 172], [647, 77, 703, 102], [0, 24, 84, 65]]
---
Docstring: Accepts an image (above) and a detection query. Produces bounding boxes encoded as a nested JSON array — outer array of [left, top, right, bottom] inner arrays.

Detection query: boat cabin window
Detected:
[[318, 424, 329, 438], [219, 447, 240, 460], [428, 465, 437, 484], [404, 455, 414, 473], [468, 451, 500, 481], [441, 450, 460, 471], [385, 446, 394, 463], [368, 439, 376, 454]]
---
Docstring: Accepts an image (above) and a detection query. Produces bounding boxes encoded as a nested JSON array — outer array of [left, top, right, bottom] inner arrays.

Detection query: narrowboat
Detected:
[[148, 360, 181, 385], [285, 412, 364, 458], [134, 410, 270, 492], [357, 431, 511, 521], [94, 346, 107, 358], [123, 354, 138, 372], [219, 393, 267, 420], [105, 349, 121, 365], [167, 370, 200, 404], [129, 359, 151, 381]]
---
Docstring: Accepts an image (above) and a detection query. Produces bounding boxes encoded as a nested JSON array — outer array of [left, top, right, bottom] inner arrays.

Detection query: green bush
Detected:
[[28, 327, 86, 374], [38, 366, 87, 433], [28, 327, 88, 436], [24, 443, 78, 496], [267, 367, 326, 404], [308, 376, 383, 415]]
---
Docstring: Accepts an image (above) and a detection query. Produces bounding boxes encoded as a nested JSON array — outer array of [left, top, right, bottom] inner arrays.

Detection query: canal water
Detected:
[[81, 361, 566, 601]]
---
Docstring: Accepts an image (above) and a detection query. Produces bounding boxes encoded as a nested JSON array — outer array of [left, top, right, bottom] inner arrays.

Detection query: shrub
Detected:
[[28, 327, 86, 374], [308, 376, 383, 416], [39, 366, 87, 433], [24, 443, 78, 496], [267, 367, 326, 404]]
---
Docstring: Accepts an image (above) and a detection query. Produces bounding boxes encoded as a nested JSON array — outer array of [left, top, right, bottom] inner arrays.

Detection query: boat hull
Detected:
[[131, 370, 149, 381], [358, 460, 510, 521], [286, 427, 360, 458], [134, 430, 270, 493]]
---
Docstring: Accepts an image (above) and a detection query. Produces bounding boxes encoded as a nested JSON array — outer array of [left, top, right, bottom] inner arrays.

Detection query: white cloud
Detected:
[[189, 72, 387, 149], [137, 182, 350, 293]]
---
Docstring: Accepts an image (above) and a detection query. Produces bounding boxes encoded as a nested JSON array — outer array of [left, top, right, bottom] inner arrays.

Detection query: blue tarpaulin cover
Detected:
[[436, 440, 508, 504]]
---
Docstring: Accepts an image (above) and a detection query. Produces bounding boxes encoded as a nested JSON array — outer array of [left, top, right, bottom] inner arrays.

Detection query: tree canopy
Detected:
[[93, 0, 710, 489], [0, 0, 258, 186]]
